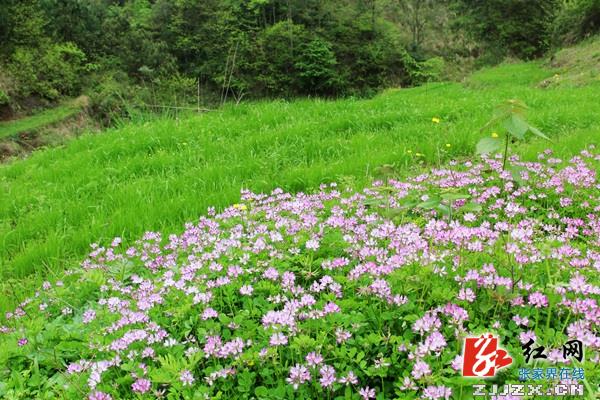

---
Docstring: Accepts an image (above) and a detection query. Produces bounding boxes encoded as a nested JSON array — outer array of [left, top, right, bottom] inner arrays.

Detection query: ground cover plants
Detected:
[[0, 97, 87, 140], [2, 60, 600, 316], [1, 144, 598, 399]]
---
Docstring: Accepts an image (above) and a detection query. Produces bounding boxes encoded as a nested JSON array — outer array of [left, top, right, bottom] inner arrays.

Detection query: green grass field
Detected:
[[1, 60, 599, 314], [0, 97, 86, 140]]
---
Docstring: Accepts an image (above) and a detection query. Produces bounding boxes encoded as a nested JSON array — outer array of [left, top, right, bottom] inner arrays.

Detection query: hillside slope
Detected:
[[1, 59, 600, 313]]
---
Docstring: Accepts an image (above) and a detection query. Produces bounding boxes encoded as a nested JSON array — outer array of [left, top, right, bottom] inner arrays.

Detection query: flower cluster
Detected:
[[1, 147, 598, 399]]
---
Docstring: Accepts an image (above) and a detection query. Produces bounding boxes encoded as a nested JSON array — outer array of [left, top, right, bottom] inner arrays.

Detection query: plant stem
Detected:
[[502, 134, 509, 171]]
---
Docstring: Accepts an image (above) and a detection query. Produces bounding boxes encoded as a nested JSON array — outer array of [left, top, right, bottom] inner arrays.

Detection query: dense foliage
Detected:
[[452, 0, 558, 61], [552, 0, 600, 45], [0, 0, 431, 120], [1, 147, 599, 399], [2, 0, 597, 122]]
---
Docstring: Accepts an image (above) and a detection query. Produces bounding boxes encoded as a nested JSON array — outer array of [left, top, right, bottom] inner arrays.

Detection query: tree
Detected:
[[452, 0, 558, 60], [295, 38, 340, 95]]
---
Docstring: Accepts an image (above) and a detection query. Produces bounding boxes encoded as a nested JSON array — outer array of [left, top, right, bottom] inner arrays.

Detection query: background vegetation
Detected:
[[1, 0, 599, 125], [2, 56, 600, 313]]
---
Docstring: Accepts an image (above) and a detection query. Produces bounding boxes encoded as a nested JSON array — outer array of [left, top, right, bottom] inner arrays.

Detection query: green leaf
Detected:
[[460, 202, 482, 212], [254, 387, 269, 397], [435, 204, 451, 216], [440, 193, 470, 201], [478, 299, 494, 313], [529, 125, 550, 140], [416, 197, 441, 209], [150, 368, 173, 383], [503, 114, 528, 139], [476, 137, 501, 155]]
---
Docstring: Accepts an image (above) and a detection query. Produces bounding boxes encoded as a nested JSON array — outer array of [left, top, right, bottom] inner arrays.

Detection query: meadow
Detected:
[[2, 61, 600, 313], [0, 53, 599, 399], [0, 97, 86, 140]]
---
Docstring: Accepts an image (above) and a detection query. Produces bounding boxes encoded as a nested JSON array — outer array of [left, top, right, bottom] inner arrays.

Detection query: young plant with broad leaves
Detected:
[[476, 99, 550, 170]]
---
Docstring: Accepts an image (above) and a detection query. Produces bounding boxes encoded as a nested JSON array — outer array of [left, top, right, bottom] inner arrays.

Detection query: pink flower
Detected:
[[131, 378, 151, 394], [269, 333, 288, 346], [305, 351, 323, 366], [286, 364, 311, 390], [512, 315, 529, 327], [83, 309, 96, 324], [306, 238, 320, 250], [180, 370, 195, 386], [458, 287, 476, 302], [422, 385, 452, 399], [528, 292, 548, 308], [263, 267, 279, 280], [424, 331, 447, 352], [88, 392, 112, 400], [335, 328, 352, 343], [338, 371, 358, 385], [323, 302, 341, 314], [412, 360, 431, 379], [547, 349, 568, 363], [240, 285, 254, 296], [319, 365, 336, 388], [359, 386, 376, 400], [18, 338, 28, 347], [519, 330, 537, 344], [202, 308, 218, 320], [450, 355, 462, 371]]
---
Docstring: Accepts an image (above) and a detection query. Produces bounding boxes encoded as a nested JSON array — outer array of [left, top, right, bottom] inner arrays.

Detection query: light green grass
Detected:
[[0, 98, 85, 139], [1, 61, 600, 313], [547, 35, 600, 86]]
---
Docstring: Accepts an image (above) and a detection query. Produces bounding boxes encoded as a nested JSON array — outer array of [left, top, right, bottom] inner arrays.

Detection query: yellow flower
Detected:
[[233, 203, 247, 211], [445, 143, 451, 148], [415, 152, 424, 157], [431, 117, 440, 124], [491, 132, 499, 138]]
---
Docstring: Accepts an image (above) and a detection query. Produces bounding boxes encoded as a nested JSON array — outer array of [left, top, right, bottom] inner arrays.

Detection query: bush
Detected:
[[0, 89, 9, 106], [294, 38, 341, 95], [331, 18, 417, 94], [256, 21, 310, 96], [88, 73, 134, 126], [552, 0, 600, 45], [453, 0, 557, 60], [9, 43, 86, 101], [41, 42, 86, 97], [410, 57, 446, 85]]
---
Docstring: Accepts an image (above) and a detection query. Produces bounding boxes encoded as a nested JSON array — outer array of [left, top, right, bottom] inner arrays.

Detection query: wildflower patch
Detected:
[[1, 148, 599, 399]]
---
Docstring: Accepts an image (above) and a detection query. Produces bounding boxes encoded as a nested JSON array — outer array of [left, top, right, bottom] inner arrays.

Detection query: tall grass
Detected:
[[1, 62, 600, 313], [0, 99, 85, 139]]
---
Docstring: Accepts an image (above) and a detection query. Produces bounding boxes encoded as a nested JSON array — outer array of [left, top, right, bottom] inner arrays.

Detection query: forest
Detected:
[[1, 0, 598, 124]]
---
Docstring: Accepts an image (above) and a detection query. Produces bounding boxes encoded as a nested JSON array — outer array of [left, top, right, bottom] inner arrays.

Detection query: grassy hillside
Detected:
[[1, 61, 600, 313], [0, 97, 87, 140], [548, 36, 600, 86]]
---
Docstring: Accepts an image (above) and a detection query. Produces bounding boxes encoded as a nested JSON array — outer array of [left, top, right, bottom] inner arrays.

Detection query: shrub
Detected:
[[294, 38, 341, 95], [452, 0, 557, 60], [256, 21, 310, 96], [88, 73, 134, 126], [9, 43, 86, 101], [0, 89, 9, 106], [552, 0, 600, 45], [410, 57, 446, 85]]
